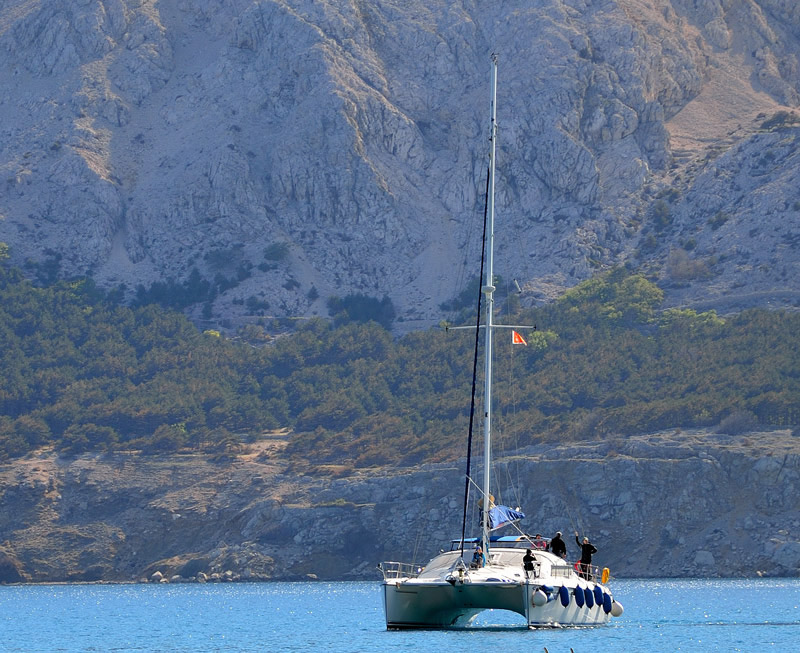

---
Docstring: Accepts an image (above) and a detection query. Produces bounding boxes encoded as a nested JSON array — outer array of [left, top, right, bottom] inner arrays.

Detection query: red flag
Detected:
[[512, 330, 527, 345]]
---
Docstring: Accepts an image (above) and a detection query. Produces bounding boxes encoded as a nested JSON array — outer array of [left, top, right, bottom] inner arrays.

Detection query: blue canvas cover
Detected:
[[488, 505, 525, 530]]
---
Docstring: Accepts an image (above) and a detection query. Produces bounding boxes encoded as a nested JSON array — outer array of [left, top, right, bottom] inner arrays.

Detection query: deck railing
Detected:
[[379, 561, 421, 580], [550, 564, 573, 579], [570, 562, 605, 581], [380, 559, 605, 583]]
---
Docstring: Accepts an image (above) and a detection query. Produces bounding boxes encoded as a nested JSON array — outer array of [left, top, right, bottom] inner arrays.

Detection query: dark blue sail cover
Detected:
[[488, 505, 526, 530]]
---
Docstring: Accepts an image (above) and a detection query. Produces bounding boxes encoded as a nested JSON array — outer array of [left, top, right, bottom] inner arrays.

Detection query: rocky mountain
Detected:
[[1, 0, 799, 329], [1, 429, 798, 583]]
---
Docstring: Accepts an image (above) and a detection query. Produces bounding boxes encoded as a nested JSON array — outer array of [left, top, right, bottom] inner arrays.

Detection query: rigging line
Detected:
[[410, 531, 419, 567], [506, 330, 523, 510], [563, 498, 579, 535], [466, 474, 495, 512], [557, 473, 583, 535], [465, 474, 485, 496], [452, 168, 481, 312], [460, 475, 489, 543], [501, 514, 535, 544], [411, 524, 426, 567], [459, 165, 491, 558], [491, 322, 522, 512], [465, 476, 534, 546]]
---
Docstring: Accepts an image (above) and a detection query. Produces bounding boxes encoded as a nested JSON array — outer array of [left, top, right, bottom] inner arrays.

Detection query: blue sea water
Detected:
[[0, 579, 798, 652]]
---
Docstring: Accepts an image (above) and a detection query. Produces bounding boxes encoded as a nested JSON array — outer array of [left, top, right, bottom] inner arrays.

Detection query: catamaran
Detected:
[[379, 56, 624, 629]]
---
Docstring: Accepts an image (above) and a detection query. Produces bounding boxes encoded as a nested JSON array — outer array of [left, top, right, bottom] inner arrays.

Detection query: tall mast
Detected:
[[481, 55, 498, 556]]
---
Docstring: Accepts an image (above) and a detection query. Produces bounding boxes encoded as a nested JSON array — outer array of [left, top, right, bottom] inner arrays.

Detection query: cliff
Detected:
[[1, 0, 800, 328], [1, 429, 797, 583]]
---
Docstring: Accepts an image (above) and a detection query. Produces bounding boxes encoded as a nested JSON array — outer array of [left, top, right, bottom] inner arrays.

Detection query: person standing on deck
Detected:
[[549, 531, 567, 559], [575, 532, 597, 580]]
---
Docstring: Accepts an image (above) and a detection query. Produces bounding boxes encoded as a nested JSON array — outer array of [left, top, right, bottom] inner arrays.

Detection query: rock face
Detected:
[[1, 1, 799, 326], [0, 430, 797, 582]]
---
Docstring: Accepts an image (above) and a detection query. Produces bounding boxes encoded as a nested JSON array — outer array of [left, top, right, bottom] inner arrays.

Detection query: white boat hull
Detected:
[[382, 548, 619, 629], [384, 580, 526, 628], [525, 586, 612, 627], [384, 580, 612, 628]]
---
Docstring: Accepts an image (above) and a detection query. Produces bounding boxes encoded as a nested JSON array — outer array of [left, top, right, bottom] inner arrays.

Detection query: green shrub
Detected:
[[760, 111, 800, 131], [263, 242, 290, 262], [327, 293, 396, 329], [666, 249, 712, 282], [716, 410, 758, 435], [708, 211, 729, 230], [652, 200, 672, 232]]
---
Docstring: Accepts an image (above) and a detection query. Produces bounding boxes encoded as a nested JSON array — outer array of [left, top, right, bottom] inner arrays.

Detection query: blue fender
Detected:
[[559, 585, 570, 607], [574, 586, 585, 608], [584, 586, 594, 609], [593, 585, 603, 606], [603, 592, 613, 614]]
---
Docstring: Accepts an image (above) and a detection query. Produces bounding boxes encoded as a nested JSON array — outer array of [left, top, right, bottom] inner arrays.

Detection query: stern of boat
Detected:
[[523, 562, 621, 627]]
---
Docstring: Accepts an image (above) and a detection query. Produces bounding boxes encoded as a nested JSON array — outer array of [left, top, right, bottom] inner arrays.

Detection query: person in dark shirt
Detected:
[[548, 531, 567, 559], [522, 549, 535, 577], [575, 532, 598, 579]]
